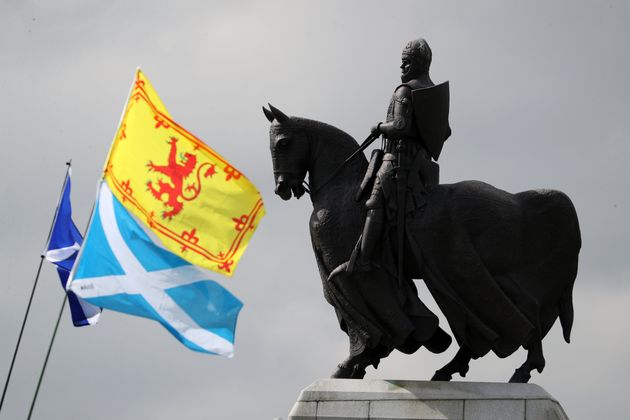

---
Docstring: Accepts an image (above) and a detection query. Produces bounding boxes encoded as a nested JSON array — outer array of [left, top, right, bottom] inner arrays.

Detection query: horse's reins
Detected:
[[304, 132, 380, 196]]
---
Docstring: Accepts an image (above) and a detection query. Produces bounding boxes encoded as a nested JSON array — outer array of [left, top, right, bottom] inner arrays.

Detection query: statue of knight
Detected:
[[349, 38, 451, 284]]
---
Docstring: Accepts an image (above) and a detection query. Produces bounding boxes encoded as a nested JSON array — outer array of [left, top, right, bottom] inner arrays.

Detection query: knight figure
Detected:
[[350, 37, 451, 278]]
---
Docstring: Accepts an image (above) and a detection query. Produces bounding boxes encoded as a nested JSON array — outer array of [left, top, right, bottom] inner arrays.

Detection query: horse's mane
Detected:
[[281, 116, 367, 194], [291, 116, 360, 154]]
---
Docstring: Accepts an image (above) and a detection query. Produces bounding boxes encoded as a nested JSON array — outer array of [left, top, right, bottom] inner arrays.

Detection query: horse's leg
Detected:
[[331, 357, 367, 379], [432, 346, 472, 381], [331, 345, 388, 379], [509, 337, 546, 383]]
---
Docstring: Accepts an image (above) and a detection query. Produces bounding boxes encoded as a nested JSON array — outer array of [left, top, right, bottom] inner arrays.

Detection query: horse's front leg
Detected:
[[331, 345, 388, 379], [432, 346, 472, 381], [331, 358, 367, 379]]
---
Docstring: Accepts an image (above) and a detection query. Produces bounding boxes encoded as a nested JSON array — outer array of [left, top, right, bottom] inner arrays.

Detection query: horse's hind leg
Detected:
[[432, 346, 472, 381], [509, 337, 546, 383]]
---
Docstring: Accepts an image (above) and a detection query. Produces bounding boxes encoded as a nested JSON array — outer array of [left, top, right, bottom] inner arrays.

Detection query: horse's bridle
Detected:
[[308, 132, 380, 196]]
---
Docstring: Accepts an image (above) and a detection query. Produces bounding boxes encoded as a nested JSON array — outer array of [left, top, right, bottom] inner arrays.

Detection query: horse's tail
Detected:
[[522, 188, 580, 344], [555, 190, 580, 344], [558, 287, 574, 343]]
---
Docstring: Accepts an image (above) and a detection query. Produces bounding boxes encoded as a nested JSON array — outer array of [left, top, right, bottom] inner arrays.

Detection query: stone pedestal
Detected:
[[288, 379, 568, 420]]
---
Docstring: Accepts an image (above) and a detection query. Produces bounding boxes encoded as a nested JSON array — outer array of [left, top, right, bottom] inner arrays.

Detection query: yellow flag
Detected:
[[103, 69, 265, 276]]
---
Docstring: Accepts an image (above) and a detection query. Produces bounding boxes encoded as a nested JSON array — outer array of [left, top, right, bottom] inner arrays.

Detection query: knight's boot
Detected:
[[353, 208, 384, 272]]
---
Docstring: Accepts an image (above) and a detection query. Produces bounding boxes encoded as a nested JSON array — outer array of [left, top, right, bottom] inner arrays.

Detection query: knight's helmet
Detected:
[[401, 38, 432, 80]]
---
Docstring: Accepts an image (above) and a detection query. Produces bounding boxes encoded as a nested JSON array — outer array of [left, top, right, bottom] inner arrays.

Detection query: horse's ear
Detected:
[[262, 106, 274, 123], [268, 103, 289, 123]]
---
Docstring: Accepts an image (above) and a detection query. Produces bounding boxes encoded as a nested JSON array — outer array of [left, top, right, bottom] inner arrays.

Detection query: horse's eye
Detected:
[[276, 139, 289, 150]]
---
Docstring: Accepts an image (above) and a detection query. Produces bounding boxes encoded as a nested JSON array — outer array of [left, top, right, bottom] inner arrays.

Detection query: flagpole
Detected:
[[26, 184, 98, 419], [26, 294, 67, 420], [0, 257, 45, 414], [0, 161, 72, 415]]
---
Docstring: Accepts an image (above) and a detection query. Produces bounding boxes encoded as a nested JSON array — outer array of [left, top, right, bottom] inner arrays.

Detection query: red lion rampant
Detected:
[[146, 137, 215, 219]]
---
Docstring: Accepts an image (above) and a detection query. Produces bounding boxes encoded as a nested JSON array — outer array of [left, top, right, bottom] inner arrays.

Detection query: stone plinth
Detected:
[[288, 379, 568, 420]]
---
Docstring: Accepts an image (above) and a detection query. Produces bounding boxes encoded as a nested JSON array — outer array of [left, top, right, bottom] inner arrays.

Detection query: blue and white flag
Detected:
[[68, 181, 243, 357], [44, 168, 101, 327]]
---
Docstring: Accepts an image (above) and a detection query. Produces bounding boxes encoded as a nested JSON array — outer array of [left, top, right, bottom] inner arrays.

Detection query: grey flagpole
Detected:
[[28, 161, 99, 420], [27, 294, 68, 420], [0, 161, 72, 416]]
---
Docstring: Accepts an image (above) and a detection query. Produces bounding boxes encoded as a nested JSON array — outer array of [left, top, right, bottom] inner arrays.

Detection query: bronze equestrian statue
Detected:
[[264, 38, 581, 384]]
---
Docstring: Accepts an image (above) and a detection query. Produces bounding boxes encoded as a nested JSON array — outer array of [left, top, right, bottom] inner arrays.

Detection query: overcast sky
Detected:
[[1, 1, 629, 419]]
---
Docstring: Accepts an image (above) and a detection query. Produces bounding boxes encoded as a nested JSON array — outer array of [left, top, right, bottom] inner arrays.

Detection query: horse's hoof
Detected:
[[458, 365, 469, 378], [331, 363, 366, 379], [331, 364, 353, 379], [351, 365, 367, 379], [508, 368, 531, 383], [431, 369, 453, 381]]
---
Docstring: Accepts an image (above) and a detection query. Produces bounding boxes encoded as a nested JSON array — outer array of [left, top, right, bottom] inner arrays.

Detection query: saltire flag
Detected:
[[68, 182, 242, 356], [102, 69, 264, 276], [44, 168, 101, 327]]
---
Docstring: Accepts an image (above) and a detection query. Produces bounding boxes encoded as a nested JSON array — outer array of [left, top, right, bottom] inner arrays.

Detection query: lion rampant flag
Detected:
[[103, 69, 264, 276]]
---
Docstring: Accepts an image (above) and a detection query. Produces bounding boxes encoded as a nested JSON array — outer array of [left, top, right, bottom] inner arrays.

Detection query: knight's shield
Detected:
[[412, 81, 451, 160]]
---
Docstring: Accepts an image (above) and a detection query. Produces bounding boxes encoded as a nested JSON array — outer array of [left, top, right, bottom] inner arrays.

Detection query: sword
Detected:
[[396, 150, 407, 289], [311, 132, 380, 194]]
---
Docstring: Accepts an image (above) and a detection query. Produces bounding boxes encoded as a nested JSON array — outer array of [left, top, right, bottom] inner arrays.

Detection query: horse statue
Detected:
[[264, 104, 581, 383]]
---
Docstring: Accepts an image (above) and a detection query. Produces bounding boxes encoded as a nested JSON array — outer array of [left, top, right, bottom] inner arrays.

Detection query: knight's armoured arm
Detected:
[[374, 85, 415, 140]]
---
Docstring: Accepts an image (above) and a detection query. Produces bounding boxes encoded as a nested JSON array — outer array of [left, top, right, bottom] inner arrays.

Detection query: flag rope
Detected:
[[0, 161, 72, 415]]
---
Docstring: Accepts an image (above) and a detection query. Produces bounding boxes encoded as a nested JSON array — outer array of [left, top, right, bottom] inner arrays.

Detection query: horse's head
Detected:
[[264, 104, 310, 200]]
